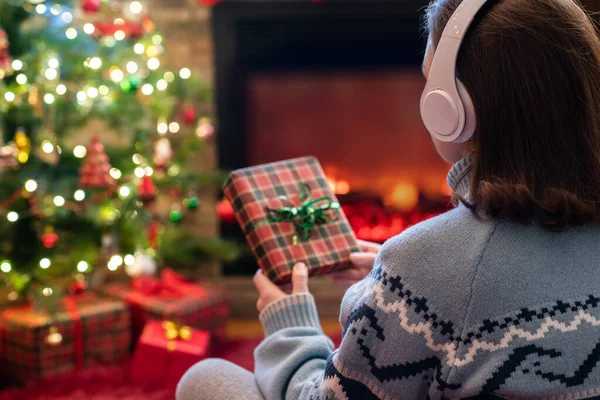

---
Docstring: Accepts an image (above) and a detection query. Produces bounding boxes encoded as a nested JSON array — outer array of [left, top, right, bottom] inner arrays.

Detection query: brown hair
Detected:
[[425, 0, 600, 231]]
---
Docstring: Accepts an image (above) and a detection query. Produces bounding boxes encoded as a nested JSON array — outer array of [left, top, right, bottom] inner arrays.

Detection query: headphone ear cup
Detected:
[[455, 79, 477, 143]]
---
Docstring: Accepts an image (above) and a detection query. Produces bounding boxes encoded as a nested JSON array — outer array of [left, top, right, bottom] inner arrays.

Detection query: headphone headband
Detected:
[[420, 0, 490, 143]]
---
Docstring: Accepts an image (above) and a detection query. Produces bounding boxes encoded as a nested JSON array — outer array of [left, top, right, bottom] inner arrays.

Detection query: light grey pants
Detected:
[[176, 358, 265, 400]]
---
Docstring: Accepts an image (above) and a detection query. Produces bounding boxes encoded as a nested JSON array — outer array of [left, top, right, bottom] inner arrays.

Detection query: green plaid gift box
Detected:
[[0, 293, 129, 383], [223, 156, 361, 285], [98, 278, 228, 347]]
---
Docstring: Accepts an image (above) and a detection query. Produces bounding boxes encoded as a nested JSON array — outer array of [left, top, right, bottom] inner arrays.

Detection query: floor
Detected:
[[226, 318, 341, 339]]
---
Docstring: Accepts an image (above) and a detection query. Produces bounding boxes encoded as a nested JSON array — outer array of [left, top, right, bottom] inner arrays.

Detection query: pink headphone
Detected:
[[420, 0, 489, 143]]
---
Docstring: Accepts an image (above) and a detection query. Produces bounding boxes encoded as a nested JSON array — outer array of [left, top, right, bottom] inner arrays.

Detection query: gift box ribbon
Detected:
[[250, 183, 340, 245], [132, 268, 205, 298]]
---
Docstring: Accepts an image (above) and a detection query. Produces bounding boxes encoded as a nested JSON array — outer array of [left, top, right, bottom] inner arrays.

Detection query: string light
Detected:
[[42, 141, 54, 153], [124, 254, 135, 265], [40, 258, 51, 269], [73, 145, 87, 158], [56, 84, 67, 95], [156, 79, 167, 91], [16, 74, 27, 84], [44, 93, 55, 104], [36, 4, 46, 14], [114, 30, 126, 41], [169, 122, 180, 133], [0, 261, 11, 273], [141, 84, 153, 95], [119, 186, 131, 198], [83, 23, 95, 34], [12, 60, 23, 71], [109, 168, 122, 179], [87, 87, 99, 98], [114, 18, 125, 25], [164, 71, 175, 82], [86, 57, 102, 70], [134, 43, 145, 54], [77, 91, 87, 102], [144, 166, 154, 176], [50, 4, 61, 15], [157, 121, 168, 135], [179, 68, 191, 79], [108, 255, 123, 271], [74, 190, 85, 201], [103, 36, 117, 47], [110, 67, 124, 83], [130, 1, 143, 14], [43, 287, 53, 296], [126, 61, 138, 73], [24, 180, 38, 192], [7, 212, 18, 222], [132, 154, 143, 164], [77, 261, 89, 273], [134, 167, 145, 178], [61, 12, 73, 23], [152, 35, 162, 45], [4, 92, 15, 102], [99, 85, 109, 96], [147, 58, 160, 70], [53, 196, 65, 206], [48, 58, 59, 69], [65, 28, 77, 40], [45, 68, 58, 80]]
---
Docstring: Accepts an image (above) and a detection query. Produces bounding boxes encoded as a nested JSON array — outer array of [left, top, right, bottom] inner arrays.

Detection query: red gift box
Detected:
[[131, 320, 210, 388], [0, 293, 129, 383], [223, 156, 361, 285], [98, 269, 228, 346]]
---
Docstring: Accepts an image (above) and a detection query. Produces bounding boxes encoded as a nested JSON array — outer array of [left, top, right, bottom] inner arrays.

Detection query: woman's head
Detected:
[[423, 0, 600, 230]]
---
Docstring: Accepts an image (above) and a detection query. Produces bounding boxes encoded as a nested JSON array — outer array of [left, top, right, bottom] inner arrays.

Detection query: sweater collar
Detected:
[[446, 154, 474, 198]]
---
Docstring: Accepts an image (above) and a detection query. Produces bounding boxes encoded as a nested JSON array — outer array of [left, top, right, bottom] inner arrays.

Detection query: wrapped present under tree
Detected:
[[223, 156, 361, 285], [98, 269, 228, 346], [0, 293, 129, 384]]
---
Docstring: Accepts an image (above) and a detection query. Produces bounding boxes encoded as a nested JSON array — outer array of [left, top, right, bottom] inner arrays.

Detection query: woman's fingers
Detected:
[[357, 240, 381, 254], [349, 252, 377, 269], [292, 263, 309, 294]]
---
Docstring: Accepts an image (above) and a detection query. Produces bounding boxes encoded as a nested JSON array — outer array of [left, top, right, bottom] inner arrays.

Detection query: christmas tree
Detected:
[[0, 0, 238, 302]]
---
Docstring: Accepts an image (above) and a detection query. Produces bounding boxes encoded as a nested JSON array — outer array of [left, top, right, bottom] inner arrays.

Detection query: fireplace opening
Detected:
[[213, 0, 453, 275]]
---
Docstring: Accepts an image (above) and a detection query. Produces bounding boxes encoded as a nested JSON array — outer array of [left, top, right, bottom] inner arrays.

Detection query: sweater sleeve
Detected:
[[253, 207, 497, 400]]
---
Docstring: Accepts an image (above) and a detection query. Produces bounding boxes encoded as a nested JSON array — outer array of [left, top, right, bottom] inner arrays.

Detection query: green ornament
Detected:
[[169, 209, 183, 223], [183, 196, 199, 209]]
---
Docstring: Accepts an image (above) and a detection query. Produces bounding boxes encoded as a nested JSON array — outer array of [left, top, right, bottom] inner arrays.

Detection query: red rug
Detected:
[[0, 334, 342, 400]]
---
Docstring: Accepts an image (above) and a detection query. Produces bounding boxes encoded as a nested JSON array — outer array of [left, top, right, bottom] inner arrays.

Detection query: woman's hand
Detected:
[[253, 262, 309, 313], [328, 240, 381, 288]]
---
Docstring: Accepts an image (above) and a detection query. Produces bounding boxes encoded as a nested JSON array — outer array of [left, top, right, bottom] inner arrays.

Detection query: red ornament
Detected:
[[182, 107, 197, 125], [93, 17, 148, 40], [81, 0, 102, 14], [69, 280, 88, 294], [42, 227, 58, 249], [148, 220, 160, 249], [78, 137, 115, 189], [138, 175, 157, 204], [0, 28, 11, 71]]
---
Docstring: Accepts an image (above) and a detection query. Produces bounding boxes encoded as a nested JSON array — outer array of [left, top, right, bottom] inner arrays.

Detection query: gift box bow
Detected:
[[250, 183, 340, 245], [132, 268, 204, 298]]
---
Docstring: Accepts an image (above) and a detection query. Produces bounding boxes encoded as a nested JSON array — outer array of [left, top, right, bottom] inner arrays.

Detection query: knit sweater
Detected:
[[254, 155, 600, 399]]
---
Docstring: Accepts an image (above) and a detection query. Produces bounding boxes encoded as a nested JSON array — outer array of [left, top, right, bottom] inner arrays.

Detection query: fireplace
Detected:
[[213, 0, 452, 276]]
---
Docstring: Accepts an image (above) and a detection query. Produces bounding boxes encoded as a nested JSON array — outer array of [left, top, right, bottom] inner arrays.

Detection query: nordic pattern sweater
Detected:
[[254, 155, 600, 399]]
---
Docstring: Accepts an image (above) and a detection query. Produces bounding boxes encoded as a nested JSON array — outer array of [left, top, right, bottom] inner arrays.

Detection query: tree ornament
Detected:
[[81, 0, 102, 14], [169, 203, 183, 223], [153, 137, 173, 171], [78, 137, 115, 188], [42, 227, 59, 249], [0, 137, 19, 171], [0, 27, 11, 73], [120, 74, 141, 93], [148, 219, 160, 249], [182, 106, 197, 125], [69, 279, 88, 294], [138, 175, 157, 204], [125, 250, 157, 277], [14, 128, 31, 164], [196, 118, 215, 140], [183, 195, 199, 210]]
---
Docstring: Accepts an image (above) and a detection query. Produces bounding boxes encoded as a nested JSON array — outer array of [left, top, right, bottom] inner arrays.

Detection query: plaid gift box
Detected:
[[0, 292, 129, 383], [223, 156, 361, 285], [98, 269, 228, 347]]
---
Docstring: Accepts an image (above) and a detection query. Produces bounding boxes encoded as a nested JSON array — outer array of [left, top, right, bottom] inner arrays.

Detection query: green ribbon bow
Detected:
[[252, 183, 340, 245]]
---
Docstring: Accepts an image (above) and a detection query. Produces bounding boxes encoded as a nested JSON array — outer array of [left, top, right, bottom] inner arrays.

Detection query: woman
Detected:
[[177, 0, 600, 398]]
